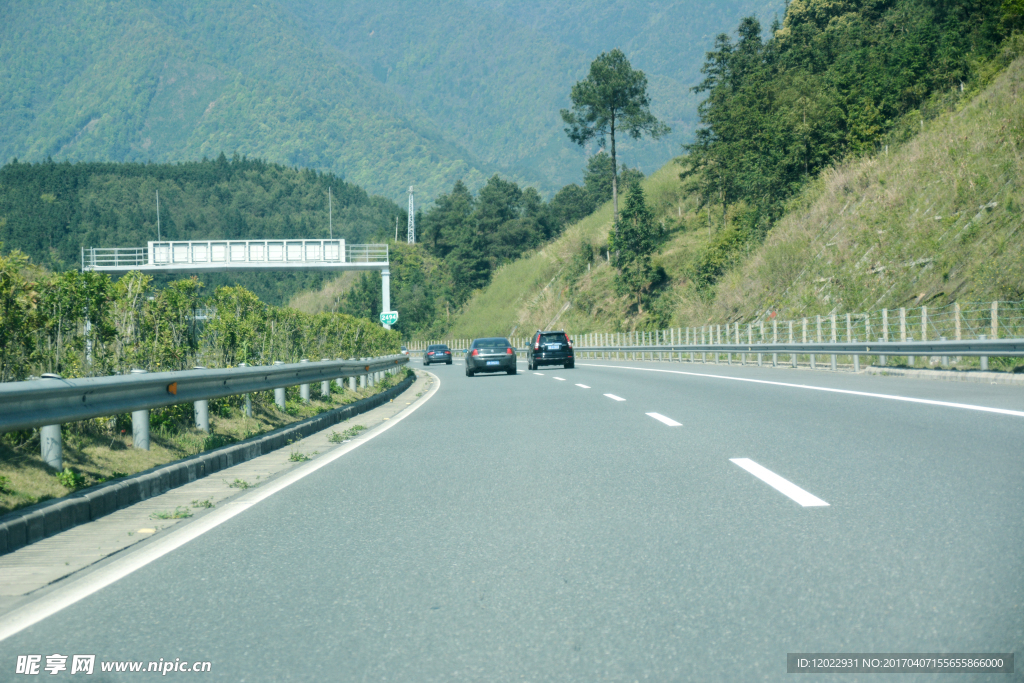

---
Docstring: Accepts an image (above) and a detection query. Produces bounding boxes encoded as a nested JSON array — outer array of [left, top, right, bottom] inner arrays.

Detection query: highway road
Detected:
[[3, 359, 1023, 680]]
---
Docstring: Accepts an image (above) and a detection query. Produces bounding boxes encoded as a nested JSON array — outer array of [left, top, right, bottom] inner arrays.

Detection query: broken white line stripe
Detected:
[[576, 384, 590, 388], [646, 412, 681, 426], [604, 394, 626, 401], [553, 377, 566, 381], [730, 458, 829, 507]]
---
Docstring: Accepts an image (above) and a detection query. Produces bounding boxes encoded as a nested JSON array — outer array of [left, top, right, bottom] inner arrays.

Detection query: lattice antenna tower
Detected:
[[407, 186, 415, 244]]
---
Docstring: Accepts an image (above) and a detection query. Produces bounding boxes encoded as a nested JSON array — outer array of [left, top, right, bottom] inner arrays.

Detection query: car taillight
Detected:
[[566, 337, 572, 348], [534, 338, 540, 350], [506, 347, 512, 354], [471, 349, 479, 356]]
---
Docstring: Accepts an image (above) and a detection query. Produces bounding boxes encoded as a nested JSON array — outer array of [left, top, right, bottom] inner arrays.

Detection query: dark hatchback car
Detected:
[[527, 330, 574, 370], [423, 344, 452, 365], [465, 337, 517, 376]]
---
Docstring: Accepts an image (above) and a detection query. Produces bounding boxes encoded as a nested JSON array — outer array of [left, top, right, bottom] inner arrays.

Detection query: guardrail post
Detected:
[[812, 316, 820, 369], [906, 337, 915, 367], [236, 363, 253, 417], [939, 336, 949, 367], [130, 369, 150, 450], [853, 339, 860, 372], [790, 321, 796, 368], [360, 360, 367, 389], [878, 339, 886, 367], [978, 335, 987, 370], [273, 361, 286, 409], [40, 374, 63, 470], [299, 359, 311, 402], [772, 319, 778, 367], [715, 325, 720, 364], [193, 366, 210, 431], [321, 358, 331, 397], [701, 326, 707, 364], [830, 314, 837, 371], [954, 303, 962, 363]]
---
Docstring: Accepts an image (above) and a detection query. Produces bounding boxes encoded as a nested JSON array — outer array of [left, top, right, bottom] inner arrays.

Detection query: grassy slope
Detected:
[[709, 56, 1024, 322], [444, 55, 1024, 337], [288, 272, 362, 315]]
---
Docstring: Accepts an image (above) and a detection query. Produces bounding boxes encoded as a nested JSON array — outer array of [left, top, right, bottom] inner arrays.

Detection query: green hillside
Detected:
[[278, 0, 784, 190], [0, 0, 496, 203], [0, 0, 783, 202], [442, 45, 1024, 338]]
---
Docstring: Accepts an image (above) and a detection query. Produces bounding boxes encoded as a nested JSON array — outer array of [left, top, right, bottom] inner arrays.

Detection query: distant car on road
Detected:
[[423, 344, 452, 365], [400, 346, 410, 356], [465, 337, 517, 376], [527, 330, 574, 370]]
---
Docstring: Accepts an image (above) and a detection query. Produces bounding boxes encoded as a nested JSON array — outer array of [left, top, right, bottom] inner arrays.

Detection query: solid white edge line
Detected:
[[604, 393, 626, 401], [0, 371, 442, 644], [646, 412, 682, 426], [580, 363, 1024, 418], [730, 458, 829, 507], [575, 384, 590, 389]]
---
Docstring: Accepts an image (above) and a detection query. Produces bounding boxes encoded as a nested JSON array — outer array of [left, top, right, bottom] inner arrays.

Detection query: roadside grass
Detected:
[[327, 424, 367, 443], [0, 368, 413, 516], [151, 506, 193, 520], [709, 55, 1024, 322], [287, 271, 362, 314]]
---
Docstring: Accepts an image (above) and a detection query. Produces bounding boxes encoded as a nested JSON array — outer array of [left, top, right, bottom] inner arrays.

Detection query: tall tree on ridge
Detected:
[[561, 49, 669, 245]]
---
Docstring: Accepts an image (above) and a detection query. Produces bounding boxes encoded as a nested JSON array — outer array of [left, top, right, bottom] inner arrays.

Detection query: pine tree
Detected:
[[612, 182, 658, 312]]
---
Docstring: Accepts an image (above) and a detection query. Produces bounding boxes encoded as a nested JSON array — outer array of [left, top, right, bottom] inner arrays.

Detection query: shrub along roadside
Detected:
[[0, 368, 412, 517], [0, 254, 400, 382]]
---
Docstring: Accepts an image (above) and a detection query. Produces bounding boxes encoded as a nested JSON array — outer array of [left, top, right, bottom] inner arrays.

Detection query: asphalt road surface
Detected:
[[4, 360, 1023, 681]]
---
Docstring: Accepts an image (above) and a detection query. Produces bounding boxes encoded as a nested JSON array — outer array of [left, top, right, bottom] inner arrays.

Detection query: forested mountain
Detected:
[[0, 0, 783, 203], [0, 156, 404, 304]]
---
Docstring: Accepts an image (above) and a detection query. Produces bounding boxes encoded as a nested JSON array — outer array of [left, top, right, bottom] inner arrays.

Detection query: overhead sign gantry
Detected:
[[82, 240, 395, 328]]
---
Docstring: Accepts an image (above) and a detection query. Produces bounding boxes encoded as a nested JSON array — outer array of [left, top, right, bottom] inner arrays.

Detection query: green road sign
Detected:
[[380, 311, 399, 325]]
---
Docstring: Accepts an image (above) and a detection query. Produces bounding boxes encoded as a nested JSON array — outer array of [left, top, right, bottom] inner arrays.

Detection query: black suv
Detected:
[[527, 330, 574, 370], [423, 344, 452, 365]]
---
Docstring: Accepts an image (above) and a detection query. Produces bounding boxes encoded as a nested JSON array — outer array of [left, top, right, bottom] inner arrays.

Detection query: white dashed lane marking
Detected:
[[604, 394, 626, 402], [646, 412, 681, 426], [553, 377, 566, 381], [575, 384, 590, 389], [730, 458, 829, 507]]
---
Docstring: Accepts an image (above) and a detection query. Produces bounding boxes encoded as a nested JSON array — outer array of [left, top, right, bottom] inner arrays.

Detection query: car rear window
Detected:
[[427, 345, 449, 351], [539, 333, 568, 344], [474, 338, 510, 348]]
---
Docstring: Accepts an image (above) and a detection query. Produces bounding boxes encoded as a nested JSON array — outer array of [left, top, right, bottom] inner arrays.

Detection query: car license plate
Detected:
[[547, 343, 561, 350], [487, 360, 499, 366]]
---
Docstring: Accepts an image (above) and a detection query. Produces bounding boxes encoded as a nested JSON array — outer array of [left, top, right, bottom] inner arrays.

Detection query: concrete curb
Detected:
[[0, 373, 416, 556], [862, 366, 1024, 385]]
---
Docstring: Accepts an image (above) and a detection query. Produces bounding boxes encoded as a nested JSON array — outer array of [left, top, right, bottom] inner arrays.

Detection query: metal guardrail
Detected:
[[0, 355, 408, 433], [571, 339, 1024, 357]]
